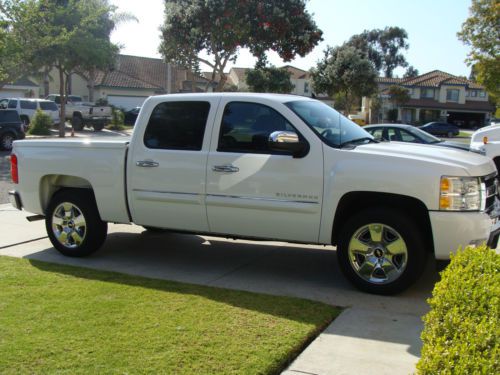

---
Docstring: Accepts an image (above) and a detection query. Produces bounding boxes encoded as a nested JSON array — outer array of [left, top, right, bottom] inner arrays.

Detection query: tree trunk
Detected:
[[215, 73, 227, 92], [58, 67, 65, 138], [43, 67, 50, 98], [88, 69, 95, 102]]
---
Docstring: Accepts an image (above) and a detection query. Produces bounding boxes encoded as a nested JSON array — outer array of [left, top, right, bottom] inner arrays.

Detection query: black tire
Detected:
[[142, 226, 169, 233], [45, 189, 107, 257], [93, 123, 104, 132], [71, 115, 84, 131], [447, 131, 453, 138], [337, 208, 427, 295], [0, 132, 15, 151]]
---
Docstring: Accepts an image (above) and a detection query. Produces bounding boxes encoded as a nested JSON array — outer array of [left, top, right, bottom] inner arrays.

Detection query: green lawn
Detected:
[[0, 256, 339, 374]]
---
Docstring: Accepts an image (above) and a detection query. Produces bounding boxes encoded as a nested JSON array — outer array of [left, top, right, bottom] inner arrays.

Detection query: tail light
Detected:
[[11, 154, 18, 184]]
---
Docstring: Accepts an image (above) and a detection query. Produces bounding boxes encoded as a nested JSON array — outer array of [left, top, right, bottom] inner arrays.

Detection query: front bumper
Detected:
[[9, 190, 22, 210], [430, 205, 500, 259]]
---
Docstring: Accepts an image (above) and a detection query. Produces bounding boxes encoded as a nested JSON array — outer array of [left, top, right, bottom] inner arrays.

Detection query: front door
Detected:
[[206, 99, 324, 243], [127, 97, 219, 232]]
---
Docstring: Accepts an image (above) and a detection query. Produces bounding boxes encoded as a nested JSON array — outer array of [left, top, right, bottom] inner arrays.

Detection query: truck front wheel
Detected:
[[46, 189, 107, 257], [337, 208, 427, 295], [71, 115, 84, 131], [93, 123, 104, 132]]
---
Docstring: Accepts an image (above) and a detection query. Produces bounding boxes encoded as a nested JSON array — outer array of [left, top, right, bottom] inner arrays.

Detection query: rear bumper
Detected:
[[8, 190, 22, 210]]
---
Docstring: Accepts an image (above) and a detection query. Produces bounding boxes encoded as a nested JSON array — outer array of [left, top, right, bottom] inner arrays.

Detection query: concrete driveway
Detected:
[[0, 204, 436, 374]]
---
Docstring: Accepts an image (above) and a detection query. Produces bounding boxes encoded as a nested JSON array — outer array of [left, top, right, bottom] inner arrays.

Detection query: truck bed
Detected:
[[13, 137, 131, 223]]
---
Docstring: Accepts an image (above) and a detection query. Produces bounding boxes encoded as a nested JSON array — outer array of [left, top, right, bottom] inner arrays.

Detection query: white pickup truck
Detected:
[[46, 94, 112, 131], [8, 93, 500, 294]]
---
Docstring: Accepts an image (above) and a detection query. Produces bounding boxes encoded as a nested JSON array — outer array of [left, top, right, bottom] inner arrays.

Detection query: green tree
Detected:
[[311, 45, 377, 115], [3, 0, 123, 137], [403, 66, 419, 78], [458, 0, 500, 101], [387, 85, 410, 106], [0, 9, 23, 88], [246, 65, 294, 93], [160, 0, 322, 91], [346, 27, 409, 78]]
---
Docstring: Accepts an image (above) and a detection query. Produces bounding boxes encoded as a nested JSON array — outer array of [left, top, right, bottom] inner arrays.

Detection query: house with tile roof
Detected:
[[364, 70, 495, 128], [0, 77, 39, 100], [39, 54, 214, 110]]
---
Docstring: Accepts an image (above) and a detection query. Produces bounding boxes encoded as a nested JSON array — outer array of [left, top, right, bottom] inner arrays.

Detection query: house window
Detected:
[[421, 88, 434, 99], [304, 82, 309, 94], [471, 90, 478, 97], [479, 91, 486, 97], [466, 90, 470, 97], [446, 89, 459, 102]]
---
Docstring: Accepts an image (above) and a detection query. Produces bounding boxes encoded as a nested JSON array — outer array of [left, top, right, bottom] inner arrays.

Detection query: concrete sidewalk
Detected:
[[0, 203, 435, 374]]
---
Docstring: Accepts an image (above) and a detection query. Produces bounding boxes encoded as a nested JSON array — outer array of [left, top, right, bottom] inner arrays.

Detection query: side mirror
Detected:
[[268, 131, 308, 158]]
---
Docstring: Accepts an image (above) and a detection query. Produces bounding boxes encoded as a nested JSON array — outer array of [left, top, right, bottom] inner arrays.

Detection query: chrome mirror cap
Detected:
[[269, 131, 300, 143]]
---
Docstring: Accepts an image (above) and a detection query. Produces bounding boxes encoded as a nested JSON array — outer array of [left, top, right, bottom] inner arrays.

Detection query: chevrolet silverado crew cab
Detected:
[[9, 93, 500, 294]]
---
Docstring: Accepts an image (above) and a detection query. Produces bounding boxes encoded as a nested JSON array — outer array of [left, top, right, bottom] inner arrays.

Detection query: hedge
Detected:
[[417, 245, 499, 374]]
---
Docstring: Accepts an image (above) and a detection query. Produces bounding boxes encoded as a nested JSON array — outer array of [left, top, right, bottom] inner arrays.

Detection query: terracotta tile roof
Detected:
[[402, 98, 495, 111], [376, 77, 404, 85], [11, 77, 39, 87], [400, 70, 483, 89], [95, 54, 208, 92], [282, 65, 310, 79]]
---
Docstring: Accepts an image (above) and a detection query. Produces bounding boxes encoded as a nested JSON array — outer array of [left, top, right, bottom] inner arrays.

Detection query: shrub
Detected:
[[107, 108, 125, 130], [417, 245, 500, 374], [27, 109, 52, 135]]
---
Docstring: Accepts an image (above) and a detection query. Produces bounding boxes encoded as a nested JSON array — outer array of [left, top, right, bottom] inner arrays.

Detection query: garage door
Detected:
[[0, 90, 26, 100], [107, 96, 148, 111]]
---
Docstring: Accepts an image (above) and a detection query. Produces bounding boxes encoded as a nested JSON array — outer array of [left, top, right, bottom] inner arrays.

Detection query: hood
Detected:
[[352, 141, 495, 177], [437, 140, 470, 151]]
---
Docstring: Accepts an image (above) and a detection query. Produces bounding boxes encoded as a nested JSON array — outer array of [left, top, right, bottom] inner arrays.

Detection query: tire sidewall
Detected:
[[46, 189, 107, 257], [1, 133, 15, 151], [337, 208, 427, 295]]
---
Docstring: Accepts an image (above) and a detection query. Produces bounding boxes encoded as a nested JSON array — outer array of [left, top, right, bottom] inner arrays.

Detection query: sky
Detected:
[[109, 0, 473, 77]]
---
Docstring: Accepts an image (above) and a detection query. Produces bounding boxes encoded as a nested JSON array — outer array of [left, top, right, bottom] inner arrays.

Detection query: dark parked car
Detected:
[[124, 107, 140, 125], [0, 109, 25, 151], [364, 124, 470, 151], [418, 122, 459, 137]]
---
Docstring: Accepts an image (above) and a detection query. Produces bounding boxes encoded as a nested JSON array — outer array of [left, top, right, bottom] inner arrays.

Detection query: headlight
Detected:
[[440, 176, 483, 211]]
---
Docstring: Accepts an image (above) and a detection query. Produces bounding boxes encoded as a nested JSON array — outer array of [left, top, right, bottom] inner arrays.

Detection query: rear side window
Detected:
[[8, 100, 17, 109], [0, 111, 20, 122], [144, 101, 210, 150], [40, 101, 58, 111], [20, 100, 37, 110]]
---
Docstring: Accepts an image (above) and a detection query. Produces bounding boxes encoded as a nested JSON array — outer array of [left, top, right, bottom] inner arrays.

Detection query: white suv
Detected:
[[0, 98, 60, 128]]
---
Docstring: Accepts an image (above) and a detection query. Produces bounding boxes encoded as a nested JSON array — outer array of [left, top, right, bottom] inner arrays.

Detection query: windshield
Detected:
[[285, 100, 373, 147], [408, 127, 441, 143]]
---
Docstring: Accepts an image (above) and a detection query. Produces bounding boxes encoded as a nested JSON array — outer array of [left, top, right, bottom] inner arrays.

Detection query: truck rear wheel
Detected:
[[337, 208, 427, 295], [46, 189, 107, 257]]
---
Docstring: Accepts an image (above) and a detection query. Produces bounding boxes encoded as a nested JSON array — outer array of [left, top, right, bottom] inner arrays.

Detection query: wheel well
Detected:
[[331, 191, 434, 253], [39, 175, 94, 212]]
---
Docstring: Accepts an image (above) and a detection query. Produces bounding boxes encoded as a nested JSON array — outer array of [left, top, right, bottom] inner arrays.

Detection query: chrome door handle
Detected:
[[136, 160, 159, 168], [212, 164, 239, 173]]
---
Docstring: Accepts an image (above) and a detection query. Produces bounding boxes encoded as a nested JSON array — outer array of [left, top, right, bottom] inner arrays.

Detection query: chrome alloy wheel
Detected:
[[347, 223, 408, 284], [1, 134, 14, 150], [52, 202, 87, 248]]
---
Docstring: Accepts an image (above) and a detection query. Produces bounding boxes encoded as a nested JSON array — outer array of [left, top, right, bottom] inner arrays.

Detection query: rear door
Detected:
[[205, 98, 324, 243], [127, 97, 219, 232]]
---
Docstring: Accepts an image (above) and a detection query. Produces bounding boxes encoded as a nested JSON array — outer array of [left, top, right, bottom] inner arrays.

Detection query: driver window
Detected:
[[218, 102, 296, 154]]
